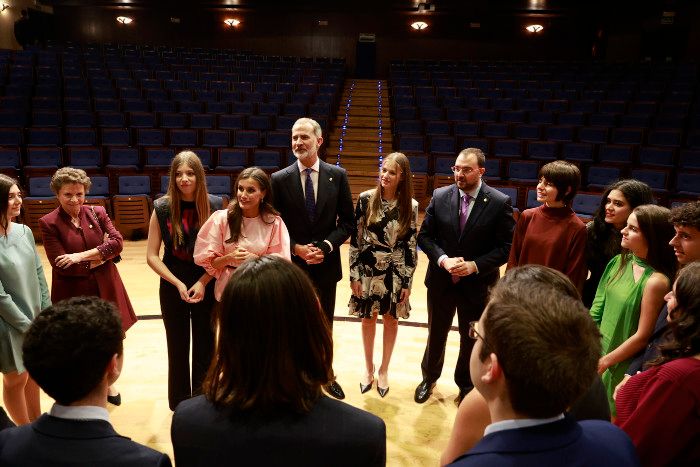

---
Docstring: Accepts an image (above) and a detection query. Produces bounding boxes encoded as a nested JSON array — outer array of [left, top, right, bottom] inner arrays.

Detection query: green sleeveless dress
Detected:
[[590, 254, 654, 415]]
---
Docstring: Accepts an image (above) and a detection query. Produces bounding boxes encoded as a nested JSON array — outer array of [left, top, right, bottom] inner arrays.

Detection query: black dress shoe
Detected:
[[360, 377, 374, 394], [325, 381, 345, 400], [377, 385, 389, 398], [107, 393, 122, 406], [414, 381, 435, 404]]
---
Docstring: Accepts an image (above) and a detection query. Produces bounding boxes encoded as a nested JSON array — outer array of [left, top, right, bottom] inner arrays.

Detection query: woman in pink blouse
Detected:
[[194, 168, 290, 301]]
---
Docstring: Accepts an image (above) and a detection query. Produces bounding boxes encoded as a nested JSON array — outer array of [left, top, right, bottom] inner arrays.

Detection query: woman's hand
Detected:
[[55, 252, 85, 268], [399, 288, 411, 304], [350, 280, 363, 298], [613, 373, 634, 401], [176, 281, 190, 302], [597, 355, 610, 375], [232, 247, 258, 264], [187, 281, 206, 303]]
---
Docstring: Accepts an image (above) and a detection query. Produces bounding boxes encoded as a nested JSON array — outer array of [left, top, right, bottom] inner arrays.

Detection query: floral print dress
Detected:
[[348, 190, 418, 319]]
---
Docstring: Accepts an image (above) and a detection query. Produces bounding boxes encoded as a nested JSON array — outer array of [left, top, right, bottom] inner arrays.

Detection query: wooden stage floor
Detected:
[[6, 240, 470, 466]]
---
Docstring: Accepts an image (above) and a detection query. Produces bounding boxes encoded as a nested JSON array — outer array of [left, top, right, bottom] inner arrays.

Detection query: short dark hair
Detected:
[[457, 147, 485, 168], [203, 256, 333, 413], [22, 296, 124, 405], [539, 160, 581, 204], [669, 201, 700, 231], [480, 266, 601, 418]]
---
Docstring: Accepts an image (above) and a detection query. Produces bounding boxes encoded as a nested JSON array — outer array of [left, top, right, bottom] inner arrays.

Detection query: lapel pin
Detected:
[[329, 177, 333, 181], [483, 197, 488, 202], [89, 224, 94, 229]]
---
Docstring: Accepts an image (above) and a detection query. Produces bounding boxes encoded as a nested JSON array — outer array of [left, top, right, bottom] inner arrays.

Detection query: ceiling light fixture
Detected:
[[525, 24, 544, 33], [116, 16, 133, 25], [224, 18, 240, 27], [411, 21, 428, 30], [1, 3, 10, 12]]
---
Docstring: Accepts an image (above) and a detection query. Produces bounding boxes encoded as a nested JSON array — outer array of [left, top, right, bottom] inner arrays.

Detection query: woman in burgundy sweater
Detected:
[[507, 160, 587, 292]]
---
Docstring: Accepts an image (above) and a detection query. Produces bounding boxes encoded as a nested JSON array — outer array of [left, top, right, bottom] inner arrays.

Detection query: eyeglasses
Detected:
[[452, 166, 477, 175], [468, 321, 486, 342]]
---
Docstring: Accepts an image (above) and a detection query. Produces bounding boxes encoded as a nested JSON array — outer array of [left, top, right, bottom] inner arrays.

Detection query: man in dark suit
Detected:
[[271, 117, 354, 400], [449, 268, 639, 466], [0, 297, 171, 467], [415, 148, 515, 404]]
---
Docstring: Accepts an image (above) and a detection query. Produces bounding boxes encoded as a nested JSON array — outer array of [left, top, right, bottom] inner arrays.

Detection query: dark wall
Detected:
[[50, 5, 696, 77]]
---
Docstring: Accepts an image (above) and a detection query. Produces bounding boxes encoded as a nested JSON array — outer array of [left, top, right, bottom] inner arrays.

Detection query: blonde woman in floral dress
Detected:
[[349, 152, 418, 398]]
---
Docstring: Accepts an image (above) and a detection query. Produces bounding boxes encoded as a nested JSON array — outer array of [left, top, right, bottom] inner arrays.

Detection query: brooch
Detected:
[[329, 177, 333, 181], [89, 224, 94, 229]]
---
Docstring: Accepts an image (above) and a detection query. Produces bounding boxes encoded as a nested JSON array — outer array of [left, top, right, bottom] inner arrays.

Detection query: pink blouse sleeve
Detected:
[[193, 210, 228, 279], [267, 216, 291, 261]]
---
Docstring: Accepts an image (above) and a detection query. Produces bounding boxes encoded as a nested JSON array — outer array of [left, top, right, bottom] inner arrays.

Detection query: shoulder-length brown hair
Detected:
[[366, 152, 414, 238], [613, 204, 677, 282], [653, 262, 700, 366], [226, 167, 278, 243], [203, 256, 333, 413], [165, 151, 211, 247]]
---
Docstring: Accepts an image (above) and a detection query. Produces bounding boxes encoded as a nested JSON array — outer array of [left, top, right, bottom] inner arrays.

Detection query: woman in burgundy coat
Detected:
[[38, 167, 136, 405]]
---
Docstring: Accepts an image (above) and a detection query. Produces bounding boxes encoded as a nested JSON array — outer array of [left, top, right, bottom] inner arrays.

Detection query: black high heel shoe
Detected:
[[107, 393, 122, 406], [360, 366, 375, 394], [377, 371, 389, 398]]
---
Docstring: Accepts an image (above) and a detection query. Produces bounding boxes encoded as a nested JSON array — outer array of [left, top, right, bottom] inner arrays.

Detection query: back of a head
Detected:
[[483, 266, 600, 418], [205, 256, 333, 413], [22, 297, 123, 405]]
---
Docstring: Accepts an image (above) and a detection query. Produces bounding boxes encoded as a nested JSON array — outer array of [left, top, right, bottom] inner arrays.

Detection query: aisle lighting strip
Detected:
[[377, 80, 384, 169], [336, 80, 355, 166]]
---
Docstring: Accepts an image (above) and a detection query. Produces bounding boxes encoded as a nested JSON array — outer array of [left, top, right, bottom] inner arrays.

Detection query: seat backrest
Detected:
[[218, 148, 247, 167], [118, 175, 151, 195], [205, 175, 232, 195], [28, 177, 54, 197], [572, 193, 603, 216]]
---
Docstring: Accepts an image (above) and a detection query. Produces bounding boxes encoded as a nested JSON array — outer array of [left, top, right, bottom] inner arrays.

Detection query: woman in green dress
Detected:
[[590, 204, 676, 415], [0, 174, 51, 425]]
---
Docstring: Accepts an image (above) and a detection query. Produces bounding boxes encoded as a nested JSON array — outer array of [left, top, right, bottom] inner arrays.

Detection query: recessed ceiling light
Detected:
[[224, 18, 241, 27], [411, 21, 428, 30], [116, 16, 133, 25], [525, 24, 544, 33]]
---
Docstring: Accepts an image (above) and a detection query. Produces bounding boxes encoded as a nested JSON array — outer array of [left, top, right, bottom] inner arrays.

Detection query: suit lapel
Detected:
[[448, 185, 461, 239], [284, 163, 307, 216], [315, 162, 331, 218]]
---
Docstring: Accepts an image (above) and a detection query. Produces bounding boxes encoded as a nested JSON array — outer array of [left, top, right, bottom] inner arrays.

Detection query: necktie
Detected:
[[304, 168, 316, 222], [459, 193, 470, 233]]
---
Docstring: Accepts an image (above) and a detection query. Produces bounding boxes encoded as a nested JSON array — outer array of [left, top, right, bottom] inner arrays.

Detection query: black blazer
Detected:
[[271, 160, 354, 283], [0, 414, 171, 467], [418, 182, 515, 292], [172, 395, 386, 467]]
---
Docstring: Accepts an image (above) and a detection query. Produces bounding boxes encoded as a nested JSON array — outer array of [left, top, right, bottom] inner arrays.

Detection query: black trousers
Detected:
[[421, 282, 488, 390], [160, 279, 215, 411], [314, 280, 337, 330]]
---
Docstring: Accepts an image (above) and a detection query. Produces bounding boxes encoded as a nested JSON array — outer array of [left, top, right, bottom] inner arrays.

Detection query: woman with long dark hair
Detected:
[[171, 256, 386, 466], [349, 152, 418, 397], [590, 204, 677, 414], [194, 167, 290, 301], [583, 179, 654, 307], [615, 262, 700, 466], [146, 151, 221, 411], [0, 174, 50, 424]]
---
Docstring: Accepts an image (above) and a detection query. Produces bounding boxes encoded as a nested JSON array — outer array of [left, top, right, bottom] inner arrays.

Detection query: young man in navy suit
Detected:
[[0, 297, 171, 467], [416, 148, 515, 404], [271, 117, 354, 400], [449, 268, 639, 466]]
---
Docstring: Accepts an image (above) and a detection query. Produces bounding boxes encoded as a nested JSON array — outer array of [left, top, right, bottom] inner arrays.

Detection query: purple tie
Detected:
[[459, 194, 470, 233], [304, 168, 316, 222]]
